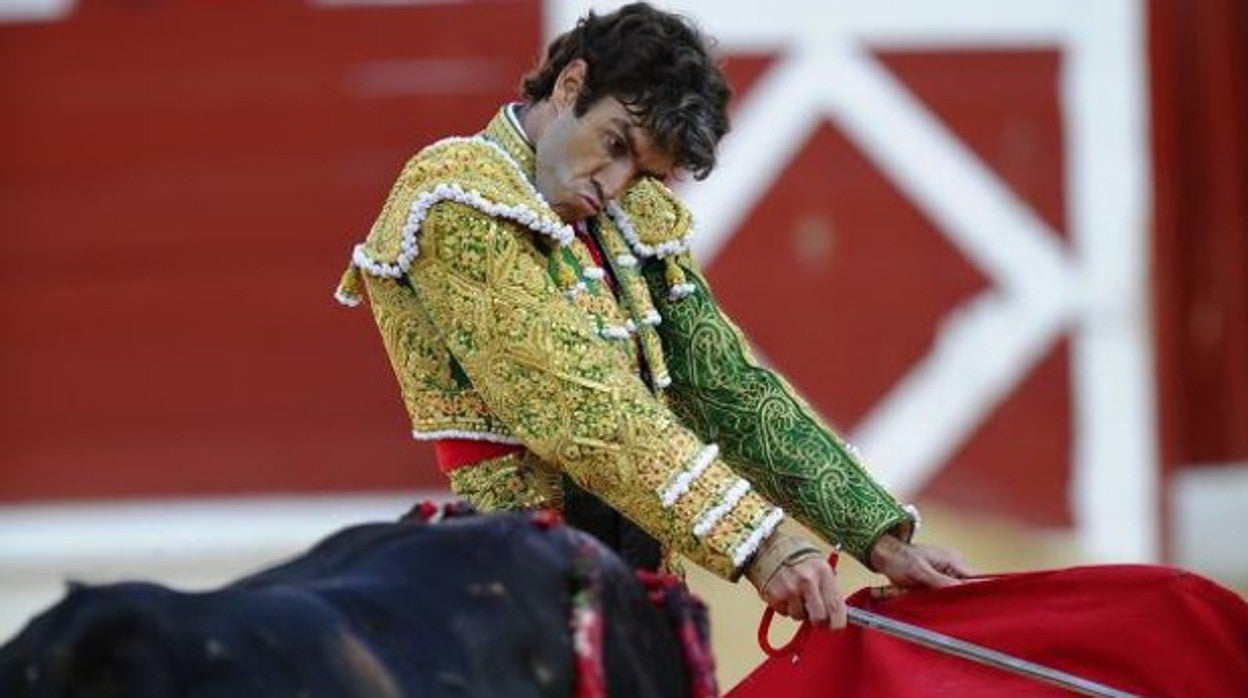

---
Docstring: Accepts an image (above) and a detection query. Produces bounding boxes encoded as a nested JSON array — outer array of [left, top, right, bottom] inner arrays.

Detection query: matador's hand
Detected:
[[746, 532, 847, 628], [868, 533, 974, 591], [762, 556, 847, 628]]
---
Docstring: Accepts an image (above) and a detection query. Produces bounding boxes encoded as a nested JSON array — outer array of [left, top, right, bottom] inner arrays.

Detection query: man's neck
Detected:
[[518, 99, 554, 146]]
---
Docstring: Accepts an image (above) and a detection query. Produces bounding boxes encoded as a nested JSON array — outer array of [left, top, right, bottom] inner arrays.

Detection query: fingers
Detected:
[[913, 558, 962, 589], [913, 545, 975, 586], [819, 566, 846, 629], [935, 550, 976, 578], [783, 595, 807, 621], [766, 570, 813, 622], [871, 585, 905, 600], [878, 542, 977, 590], [763, 569, 804, 621], [764, 559, 846, 629]]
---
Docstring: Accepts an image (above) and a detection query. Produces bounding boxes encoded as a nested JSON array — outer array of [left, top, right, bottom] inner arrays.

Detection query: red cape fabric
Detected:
[[728, 565, 1248, 698]]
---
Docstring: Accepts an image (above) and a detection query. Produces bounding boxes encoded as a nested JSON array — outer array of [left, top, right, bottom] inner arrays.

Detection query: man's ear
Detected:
[[551, 58, 588, 113]]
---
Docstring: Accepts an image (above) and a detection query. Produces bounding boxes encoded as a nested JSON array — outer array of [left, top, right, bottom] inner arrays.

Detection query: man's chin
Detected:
[[555, 208, 589, 225]]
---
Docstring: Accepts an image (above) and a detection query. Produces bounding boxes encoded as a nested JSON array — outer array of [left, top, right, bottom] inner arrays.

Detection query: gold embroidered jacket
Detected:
[[335, 107, 916, 580]]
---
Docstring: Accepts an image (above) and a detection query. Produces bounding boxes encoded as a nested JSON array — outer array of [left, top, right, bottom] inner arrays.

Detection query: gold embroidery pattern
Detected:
[[404, 199, 779, 578], [594, 215, 672, 388], [343, 107, 792, 578], [364, 274, 513, 437], [600, 174, 913, 560], [616, 179, 692, 251], [483, 105, 536, 175], [447, 451, 564, 512], [362, 138, 567, 269], [559, 244, 639, 370], [648, 262, 915, 561]]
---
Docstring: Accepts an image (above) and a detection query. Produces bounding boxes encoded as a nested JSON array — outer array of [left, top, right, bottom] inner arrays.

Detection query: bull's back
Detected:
[[1, 512, 692, 697]]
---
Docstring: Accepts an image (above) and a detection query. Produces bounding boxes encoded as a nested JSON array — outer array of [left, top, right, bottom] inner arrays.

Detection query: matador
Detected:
[[334, 2, 969, 626]]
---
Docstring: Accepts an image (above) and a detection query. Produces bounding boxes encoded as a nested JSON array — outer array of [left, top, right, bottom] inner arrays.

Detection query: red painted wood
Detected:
[[923, 340, 1074, 527], [708, 120, 990, 427], [4, 2, 1241, 544], [712, 51, 1068, 525], [1149, 0, 1248, 477], [876, 49, 1067, 240], [0, 2, 541, 500]]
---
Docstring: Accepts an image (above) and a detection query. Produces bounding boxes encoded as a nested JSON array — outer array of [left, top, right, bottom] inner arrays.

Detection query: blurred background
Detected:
[[2, 0, 1244, 687]]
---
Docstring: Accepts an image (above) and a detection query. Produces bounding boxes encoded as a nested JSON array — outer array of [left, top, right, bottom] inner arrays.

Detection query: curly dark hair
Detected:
[[521, 2, 731, 180]]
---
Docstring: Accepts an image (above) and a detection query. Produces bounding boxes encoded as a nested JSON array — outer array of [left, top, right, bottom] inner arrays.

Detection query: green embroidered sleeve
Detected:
[[646, 260, 916, 562]]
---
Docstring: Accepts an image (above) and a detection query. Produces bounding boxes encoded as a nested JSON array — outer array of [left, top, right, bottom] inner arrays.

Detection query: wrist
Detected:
[[745, 532, 822, 590], [867, 532, 905, 572]]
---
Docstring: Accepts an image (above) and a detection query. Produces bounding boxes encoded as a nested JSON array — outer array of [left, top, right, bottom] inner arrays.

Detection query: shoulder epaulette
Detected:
[[335, 137, 573, 306], [607, 178, 698, 300], [609, 178, 693, 259]]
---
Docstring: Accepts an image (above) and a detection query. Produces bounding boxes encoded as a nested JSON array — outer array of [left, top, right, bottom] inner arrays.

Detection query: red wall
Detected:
[[0, 1, 541, 499], [713, 48, 1074, 525], [1150, 0, 1248, 474], [2, 2, 1243, 532]]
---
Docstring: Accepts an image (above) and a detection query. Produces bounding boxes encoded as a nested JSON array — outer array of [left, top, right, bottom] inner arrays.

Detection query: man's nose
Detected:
[[597, 162, 636, 201]]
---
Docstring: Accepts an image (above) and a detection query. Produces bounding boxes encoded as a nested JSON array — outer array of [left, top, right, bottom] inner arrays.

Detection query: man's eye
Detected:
[[605, 136, 626, 157]]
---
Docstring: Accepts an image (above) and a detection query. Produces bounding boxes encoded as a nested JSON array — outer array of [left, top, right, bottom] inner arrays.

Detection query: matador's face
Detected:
[[533, 83, 675, 224]]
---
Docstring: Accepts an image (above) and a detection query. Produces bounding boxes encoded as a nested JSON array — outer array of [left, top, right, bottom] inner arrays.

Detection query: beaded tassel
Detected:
[[663, 257, 686, 289], [663, 257, 697, 300], [334, 263, 364, 307], [555, 256, 578, 288], [551, 251, 585, 297]]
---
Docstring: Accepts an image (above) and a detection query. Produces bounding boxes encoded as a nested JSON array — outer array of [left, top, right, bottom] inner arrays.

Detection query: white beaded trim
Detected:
[[660, 444, 719, 507], [600, 324, 631, 340], [333, 288, 362, 308], [562, 281, 588, 299], [441, 135, 559, 214], [904, 503, 922, 533], [653, 373, 672, 389], [411, 428, 523, 445], [732, 506, 786, 568], [351, 136, 573, 281], [694, 478, 752, 537], [582, 266, 607, 281], [668, 282, 697, 300], [606, 201, 692, 259], [614, 253, 638, 267], [353, 243, 405, 279], [640, 309, 662, 326]]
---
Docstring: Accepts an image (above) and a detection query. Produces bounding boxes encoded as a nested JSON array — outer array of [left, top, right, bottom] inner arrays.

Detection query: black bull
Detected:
[[1, 508, 709, 697]]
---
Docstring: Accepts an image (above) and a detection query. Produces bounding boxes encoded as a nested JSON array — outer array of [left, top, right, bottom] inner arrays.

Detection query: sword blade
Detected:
[[847, 607, 1141, 698]]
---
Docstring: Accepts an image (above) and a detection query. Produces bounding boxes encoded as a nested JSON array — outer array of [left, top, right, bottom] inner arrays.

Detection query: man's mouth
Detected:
[[580, 192, 602, 215]]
